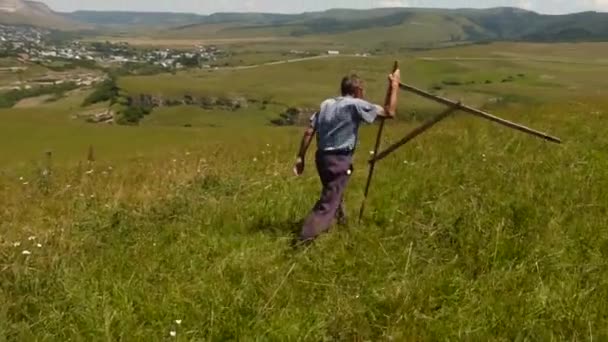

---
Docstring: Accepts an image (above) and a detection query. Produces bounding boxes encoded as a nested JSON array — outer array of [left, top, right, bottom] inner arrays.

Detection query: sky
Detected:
[[42, 0, 608, 14]]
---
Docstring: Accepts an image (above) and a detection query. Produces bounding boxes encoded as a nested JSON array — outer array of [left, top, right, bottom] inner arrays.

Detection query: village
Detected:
[[0, 24, 225, 69], [0, 24, 231, 95]]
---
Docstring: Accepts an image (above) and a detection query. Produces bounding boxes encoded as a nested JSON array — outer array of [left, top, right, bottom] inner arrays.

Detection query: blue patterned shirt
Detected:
[[310, 96, 382, 152]]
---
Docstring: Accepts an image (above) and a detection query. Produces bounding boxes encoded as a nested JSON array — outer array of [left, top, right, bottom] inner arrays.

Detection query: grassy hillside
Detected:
[[115, 43, 608, 119], [2, 43, 608, 339]]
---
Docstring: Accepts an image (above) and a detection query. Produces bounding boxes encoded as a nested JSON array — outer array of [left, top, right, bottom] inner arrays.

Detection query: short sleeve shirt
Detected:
[[310, 96, 382, 152]]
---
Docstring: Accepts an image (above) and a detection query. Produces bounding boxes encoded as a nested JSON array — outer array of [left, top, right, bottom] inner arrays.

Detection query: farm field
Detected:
[[1, 42, 608, 340]]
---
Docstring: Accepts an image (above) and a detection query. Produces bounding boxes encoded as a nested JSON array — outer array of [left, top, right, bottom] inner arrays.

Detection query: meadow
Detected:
[[1, 42, 608, 340]]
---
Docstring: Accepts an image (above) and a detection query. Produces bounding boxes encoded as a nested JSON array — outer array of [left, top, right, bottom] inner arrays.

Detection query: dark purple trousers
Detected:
[[300, 150, 353, 241]]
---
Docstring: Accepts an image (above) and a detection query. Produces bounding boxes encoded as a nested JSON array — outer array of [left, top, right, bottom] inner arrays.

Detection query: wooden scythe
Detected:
[[358, 62, 562, 222]]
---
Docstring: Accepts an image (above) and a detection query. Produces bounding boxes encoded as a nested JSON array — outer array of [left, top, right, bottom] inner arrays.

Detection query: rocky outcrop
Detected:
[[77, 109, 115, 124]]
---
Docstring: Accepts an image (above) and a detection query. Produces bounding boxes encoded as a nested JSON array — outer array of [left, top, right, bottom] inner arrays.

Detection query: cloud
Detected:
[[591, 0, 608, 9], [378, 0, 410, 7], [516, 0, 533, 10]]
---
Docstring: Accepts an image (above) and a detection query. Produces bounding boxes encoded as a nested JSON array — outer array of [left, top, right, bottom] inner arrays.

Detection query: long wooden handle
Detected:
[[358, 61, 399, 223], [358, 119, 385, 222], [398, 82, 562, 144]]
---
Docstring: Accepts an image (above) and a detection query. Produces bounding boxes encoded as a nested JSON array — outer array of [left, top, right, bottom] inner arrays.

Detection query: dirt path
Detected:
[[212, 54, 366, 71]]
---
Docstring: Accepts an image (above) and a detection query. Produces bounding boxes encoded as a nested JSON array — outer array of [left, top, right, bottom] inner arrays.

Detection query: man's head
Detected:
[[341, 74, 364, 98]]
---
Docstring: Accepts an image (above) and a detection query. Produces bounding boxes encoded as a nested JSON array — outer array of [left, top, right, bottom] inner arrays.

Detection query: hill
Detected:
[[0, 0, 84, 29], [64, 11, 204, 27], [155, 7, 608, 47]]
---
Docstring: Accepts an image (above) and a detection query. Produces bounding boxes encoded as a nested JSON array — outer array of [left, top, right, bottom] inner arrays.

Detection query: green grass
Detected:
[[1, 42, 608, 339], [0, 58, 21, 68], [118, 43, 608, 121], [0, 92, 203, 166], [0, 64, 50, 88]]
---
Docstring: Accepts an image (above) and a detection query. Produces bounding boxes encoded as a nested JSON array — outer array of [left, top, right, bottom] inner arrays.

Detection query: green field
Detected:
[[1, 42, 608, 340]]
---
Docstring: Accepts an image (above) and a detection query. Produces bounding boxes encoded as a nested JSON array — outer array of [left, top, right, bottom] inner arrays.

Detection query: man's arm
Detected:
[[293, 118, 316, 176], [297, 126, 315, 159]]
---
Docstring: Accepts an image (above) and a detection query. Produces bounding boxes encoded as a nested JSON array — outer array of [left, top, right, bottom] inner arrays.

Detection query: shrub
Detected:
[[117, 105, 152, 125], [82, 77, 119, 107], [442, 80, 463, 86]]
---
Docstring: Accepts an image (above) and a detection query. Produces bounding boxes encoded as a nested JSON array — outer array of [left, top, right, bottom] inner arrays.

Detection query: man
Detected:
[[293, 68, 401, 242]]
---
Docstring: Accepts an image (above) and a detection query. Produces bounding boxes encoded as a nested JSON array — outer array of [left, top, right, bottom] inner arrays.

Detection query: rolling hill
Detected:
[[153, 7, 608, 48], [0, 0, 84, 29]]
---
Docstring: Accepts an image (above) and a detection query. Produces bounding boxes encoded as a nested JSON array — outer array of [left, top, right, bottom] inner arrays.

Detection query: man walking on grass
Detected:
[[293, 67, 401, 242]]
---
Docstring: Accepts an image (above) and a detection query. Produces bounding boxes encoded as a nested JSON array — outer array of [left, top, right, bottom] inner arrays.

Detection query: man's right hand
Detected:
[[382, 66, 401, 118], [389, 68, 401, 89], [293, 157, 305, 176]]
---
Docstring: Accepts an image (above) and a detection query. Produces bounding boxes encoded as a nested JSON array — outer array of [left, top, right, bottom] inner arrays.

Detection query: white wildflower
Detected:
[[90, 195, 96, 199], [22, 250, 32, 255], [169, 331, 177, 337], [85, 169, 94, 175], [28, 236, 36, 241], [172, 159, 177, 163], [253, 158, 258, 162], [66, 184, 72, 189], [369, 151, 375, 155], [22, 182, 29, 185], [19, 176, 24, 181], [108, 166, 113, 171], [13, 242, 21, 247], [36, 243, 42, 248], [346, 169, 352, 175], [266, 144, 270, 147], [175, 320, 182, 325], [185, 152, 191, 156]]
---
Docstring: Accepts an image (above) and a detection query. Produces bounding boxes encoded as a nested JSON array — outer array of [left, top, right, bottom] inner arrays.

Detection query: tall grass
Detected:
[[1, 97, 607, 340]]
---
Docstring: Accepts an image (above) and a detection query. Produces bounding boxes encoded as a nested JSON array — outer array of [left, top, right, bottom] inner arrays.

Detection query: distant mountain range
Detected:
[[1, 2, 608, 45]]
